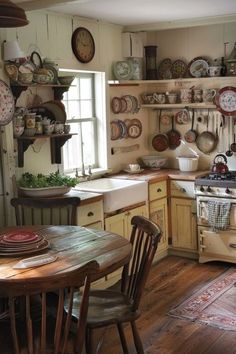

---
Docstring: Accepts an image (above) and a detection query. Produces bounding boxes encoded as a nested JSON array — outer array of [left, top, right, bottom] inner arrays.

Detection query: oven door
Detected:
[[199, 226, 236, 264], [197, 196, 236, 228]]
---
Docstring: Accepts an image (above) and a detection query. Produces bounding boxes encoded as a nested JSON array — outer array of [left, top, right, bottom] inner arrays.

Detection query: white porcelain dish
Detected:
[[18, 186, 71, 197]]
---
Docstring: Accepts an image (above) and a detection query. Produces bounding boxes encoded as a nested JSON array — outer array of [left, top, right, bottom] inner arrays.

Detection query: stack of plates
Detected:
[[0, 230, 49, 256]]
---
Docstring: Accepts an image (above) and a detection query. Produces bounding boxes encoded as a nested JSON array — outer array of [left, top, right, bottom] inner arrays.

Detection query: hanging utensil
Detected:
[[184, 108, 197, 143], [226, 117, 233, 157], [167, 116, 181, 150], [152, 109, 169, 152], [196, 109, 217, 154], [231, 119, 236, 152]]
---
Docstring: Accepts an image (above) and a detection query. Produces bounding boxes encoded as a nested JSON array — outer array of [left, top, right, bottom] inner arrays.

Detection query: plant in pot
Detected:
[[17, 171, 78, 197]]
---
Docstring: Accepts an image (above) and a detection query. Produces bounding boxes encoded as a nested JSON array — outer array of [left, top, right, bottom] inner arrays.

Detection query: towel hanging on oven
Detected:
[[207, 200, 231, 231]]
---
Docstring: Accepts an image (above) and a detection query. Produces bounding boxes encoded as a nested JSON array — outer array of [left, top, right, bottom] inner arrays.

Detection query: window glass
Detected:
[[62, 72, 98, 172]]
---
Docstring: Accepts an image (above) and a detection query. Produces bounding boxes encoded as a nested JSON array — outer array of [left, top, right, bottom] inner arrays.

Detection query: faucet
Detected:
[[75, 164, 92, 181]]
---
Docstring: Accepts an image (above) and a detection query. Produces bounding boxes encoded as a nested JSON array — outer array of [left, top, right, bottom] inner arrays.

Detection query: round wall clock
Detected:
[[215, 86, 236, 115], [71, 27, 95, 63]]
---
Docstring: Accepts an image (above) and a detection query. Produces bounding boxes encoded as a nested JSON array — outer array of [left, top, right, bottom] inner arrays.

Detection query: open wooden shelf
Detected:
[[16, 133, 77, 167]]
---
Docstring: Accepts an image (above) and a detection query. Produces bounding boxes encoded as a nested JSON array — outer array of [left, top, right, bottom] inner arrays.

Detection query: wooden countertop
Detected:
[[67, 189, 103, 205], [109, 169, 209, 183]]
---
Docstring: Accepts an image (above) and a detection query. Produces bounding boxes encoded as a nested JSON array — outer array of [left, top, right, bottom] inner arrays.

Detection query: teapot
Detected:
[[211, 154, 229, 174]]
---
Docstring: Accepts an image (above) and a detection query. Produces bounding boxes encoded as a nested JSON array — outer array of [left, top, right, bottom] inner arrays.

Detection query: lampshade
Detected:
[[3, 40, 24, 61], [0, 0, 29, 28]]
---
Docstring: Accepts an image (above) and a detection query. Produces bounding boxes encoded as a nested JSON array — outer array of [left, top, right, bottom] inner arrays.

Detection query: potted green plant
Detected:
[[17, 171, 78, 197]]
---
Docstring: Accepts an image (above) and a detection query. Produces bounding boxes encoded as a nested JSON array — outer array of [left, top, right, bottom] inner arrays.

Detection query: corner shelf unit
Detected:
[[11, 83, 72, 167], [16, 133, 77, 168]]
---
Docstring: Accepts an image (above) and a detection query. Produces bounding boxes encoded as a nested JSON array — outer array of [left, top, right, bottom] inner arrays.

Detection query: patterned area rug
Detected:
[[168, 268, 236, 331]]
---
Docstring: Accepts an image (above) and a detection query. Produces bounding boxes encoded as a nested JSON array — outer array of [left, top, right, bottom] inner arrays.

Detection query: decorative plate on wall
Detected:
[[171, 59, 187, 79], [0, 80, 15, 126], [215, 86, 236, 116], [113, 61, 133, 80], [188, 57, 209, 77]]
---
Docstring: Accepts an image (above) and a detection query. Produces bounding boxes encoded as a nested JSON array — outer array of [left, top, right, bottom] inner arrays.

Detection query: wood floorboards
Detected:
[[97, 256, 236, 354]]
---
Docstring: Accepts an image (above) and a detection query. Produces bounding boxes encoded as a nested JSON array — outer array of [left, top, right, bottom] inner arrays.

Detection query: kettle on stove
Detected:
[[211, 154, 229, 173]]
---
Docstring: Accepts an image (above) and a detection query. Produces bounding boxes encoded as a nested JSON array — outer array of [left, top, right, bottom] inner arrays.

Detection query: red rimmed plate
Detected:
[[0, 239, 50, 257], [215, 86, 236, 116], [0, 234, 43, 247], [1, 230, 39, 243]]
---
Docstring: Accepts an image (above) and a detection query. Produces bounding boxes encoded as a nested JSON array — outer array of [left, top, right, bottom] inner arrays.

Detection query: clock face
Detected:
[[71, 27, 95, 63], [216, 86, 236, 115]]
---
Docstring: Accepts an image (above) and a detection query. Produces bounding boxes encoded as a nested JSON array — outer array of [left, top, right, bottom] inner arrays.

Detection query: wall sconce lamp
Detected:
[[0, 0, 29, 28], [3, 40, 24, 61]]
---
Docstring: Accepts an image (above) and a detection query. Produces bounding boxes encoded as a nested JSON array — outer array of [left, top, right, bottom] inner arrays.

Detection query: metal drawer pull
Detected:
[[87, 211, 94, 217], [180, 188, 186, 193], [157, 188, 162, 192], [229, 243, 236, 249]]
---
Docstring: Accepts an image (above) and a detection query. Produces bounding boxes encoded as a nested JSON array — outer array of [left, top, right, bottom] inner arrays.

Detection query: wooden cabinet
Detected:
[[105, 204, 148, 284], [77, 200, 104, 230], [170, 180, 197, 255], [148, 180, 169, 261], [105, 204, 148, 239]]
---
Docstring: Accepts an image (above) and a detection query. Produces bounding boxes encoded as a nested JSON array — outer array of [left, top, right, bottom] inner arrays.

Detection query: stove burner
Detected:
[[195, 171, 236, 188], [208, 171, 236, 181]]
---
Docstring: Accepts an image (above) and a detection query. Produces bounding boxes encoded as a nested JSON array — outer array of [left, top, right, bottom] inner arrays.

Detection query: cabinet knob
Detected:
[[229, 243, 236, 249], [180, 188, 186, 193], [87, 211, 94, 217], [157, 188, 162, 192]]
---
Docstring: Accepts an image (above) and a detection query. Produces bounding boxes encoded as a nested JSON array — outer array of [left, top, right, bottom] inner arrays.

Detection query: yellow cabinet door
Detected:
[[149, 198, 169, 256], [105, 204, 148, 284], [171, 198, 197, 251]]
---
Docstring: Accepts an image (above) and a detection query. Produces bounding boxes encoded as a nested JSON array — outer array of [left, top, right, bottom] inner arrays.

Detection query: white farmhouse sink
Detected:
[[74, 178, 148, 213]]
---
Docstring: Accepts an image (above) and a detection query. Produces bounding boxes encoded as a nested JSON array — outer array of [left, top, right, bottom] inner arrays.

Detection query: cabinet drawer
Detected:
[[170, 180, 195, 199], [149, 181, 167, 201], [77, 201, 103, 226]]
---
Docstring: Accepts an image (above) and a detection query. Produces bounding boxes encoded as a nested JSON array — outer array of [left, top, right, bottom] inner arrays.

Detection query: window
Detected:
[[61, 71, 107, 174]]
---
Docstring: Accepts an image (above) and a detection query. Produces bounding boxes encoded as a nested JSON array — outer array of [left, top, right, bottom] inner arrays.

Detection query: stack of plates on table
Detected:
[[0, 230, 50, 256]]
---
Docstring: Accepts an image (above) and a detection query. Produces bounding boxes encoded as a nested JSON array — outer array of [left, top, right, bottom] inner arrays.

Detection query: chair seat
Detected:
[[70, 290, 141, 328]]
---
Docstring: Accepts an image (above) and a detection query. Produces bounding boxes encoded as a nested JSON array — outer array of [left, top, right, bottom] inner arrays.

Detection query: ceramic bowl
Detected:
[[18, 72, 33, 84], [58, 76, 75, 86], [33, 73, 51, 84]]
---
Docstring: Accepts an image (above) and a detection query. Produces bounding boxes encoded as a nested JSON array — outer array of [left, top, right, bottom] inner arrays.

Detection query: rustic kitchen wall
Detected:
[[145, 22, 236, 170]]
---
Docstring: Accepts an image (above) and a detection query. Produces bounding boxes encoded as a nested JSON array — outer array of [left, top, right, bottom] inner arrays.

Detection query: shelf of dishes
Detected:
[[141, 103, 216, 109], [16, 133, 77, 167], [108, 76, 236, 86]]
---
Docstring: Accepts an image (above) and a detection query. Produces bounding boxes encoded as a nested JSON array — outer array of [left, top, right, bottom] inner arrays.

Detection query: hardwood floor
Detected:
[[97, 256, 236, 354]]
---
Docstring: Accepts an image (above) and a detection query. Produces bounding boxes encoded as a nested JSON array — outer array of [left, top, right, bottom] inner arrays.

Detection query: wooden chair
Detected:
[[0, 260, 99, 354], [68, 215, 162, 354], [11, 197, 81, 226]]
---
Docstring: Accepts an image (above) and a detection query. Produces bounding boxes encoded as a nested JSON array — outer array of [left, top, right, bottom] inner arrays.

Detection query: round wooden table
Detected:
[[0, 225, 132, 282]]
